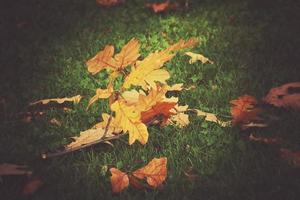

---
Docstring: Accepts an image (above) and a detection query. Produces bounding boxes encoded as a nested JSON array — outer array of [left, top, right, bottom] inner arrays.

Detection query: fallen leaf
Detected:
[[280, 148, 300, 167], [65, 127, 114, 150], [110, 168, 129, 193], [22, 178, 43, 195], [30, 95, 82, 106], [166, 83, 184, 91], [146, 0, 171, 13], [128, 174, 145, 190], [0, 163, 31, 176], [87, 84, 114, 109], [93, 113, 122, 133], [170, 112, 190, 127], [192, 109, 230, 127], [264, 82, 300, 111], [132, 157, 167, 188], [230, 95, 260, 125], [185, 52, 214, 64], [141, 101, 177, 124], [111, 99, 148, 145]]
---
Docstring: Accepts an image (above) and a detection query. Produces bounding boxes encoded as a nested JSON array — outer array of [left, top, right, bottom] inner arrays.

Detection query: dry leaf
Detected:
[[128, 174, 145, 190], [93, 113, 122, 133], [22, 178, 43, 195], [264, 82, 300, 111], [137, 86, 168, 111], [166, 83, 184, 91], [65, 127, 114, 150], [141, 101, 177, 124], [132, 157, 167, 188], [280, 148, 300, 167], [146, 0, 171, 13], [110, 168, 129, 193], [185, 52, 214, 64], [111, 99, 148, 145], [87, 84, 114, 109], [230, 95, 260, 125], [170, 112, 190, 127], [30, 95, 82, 106], [0, 163, 31, 176], [192, 109, 230, 127]]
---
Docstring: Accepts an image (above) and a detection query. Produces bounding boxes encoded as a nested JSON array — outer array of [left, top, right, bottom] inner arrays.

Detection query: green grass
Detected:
[[1, 0, 300, 199]]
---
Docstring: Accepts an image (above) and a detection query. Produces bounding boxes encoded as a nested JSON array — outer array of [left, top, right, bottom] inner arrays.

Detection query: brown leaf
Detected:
[[146, 0, 171, 13], [22, 178, 43, 195], [141, 102, 177, 124], [132, 157, 167, 188], [110, 168, 129, 193], [30, 95, 82, 106], [230, 95, 260, 125], [0, 163, 31, 176], [264, 82, 300, 111]]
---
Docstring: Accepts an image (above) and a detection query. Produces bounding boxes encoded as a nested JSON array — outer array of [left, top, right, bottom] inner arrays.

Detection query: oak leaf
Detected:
[[29, 95, 82, 106], [93, 113, 122, 133], [230, 95, 260, 125], [111, 99, 148, 145], [87, 84, 114, 109], [110, 168, 129, 193], [185, 52, 214, 64], [141, 101, 177, 124], [264, 82, 300, 111], [65, 127, 114, 150], [132, 157, 167, 188]]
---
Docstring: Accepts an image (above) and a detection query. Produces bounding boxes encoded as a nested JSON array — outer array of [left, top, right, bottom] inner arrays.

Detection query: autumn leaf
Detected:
[[185, 52, 214, 64], [170, 105, 190, 127], [141, 101, 177, 124], [93, 113, 122, 133], [167, 38, 198, 52], [137, 86, 168, 111], [111, 99, 148, 145], [110, 168, 129, 193], [230, 95, 260, 125], [30, 95, 82, 106], [146, 0, 171, 13], [190, 109, 230, 127], [65, 127, 114, 150], [264, 82, 300, 111], [87, 84, 114, 109], [132, 157, 167, 188], [0, 163, 31, 176], [22, 178, 43, 195]]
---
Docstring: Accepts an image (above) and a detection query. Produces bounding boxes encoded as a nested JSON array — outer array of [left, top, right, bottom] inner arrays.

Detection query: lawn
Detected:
[[1, 0, 300, 199]]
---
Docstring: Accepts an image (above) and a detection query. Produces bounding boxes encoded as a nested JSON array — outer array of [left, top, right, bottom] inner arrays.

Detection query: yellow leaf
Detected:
[[87, 84, 113, 109], [111, 100, 148, 145], [123, 50, 174, 89], [110, 168, 129, 193], [30, 95, 82, 106], [170, 105, 190, 127], [87, 45, 115, 75], [193, 109, 230, 127], [137, 86, 168, 112], [132, 157, 167, 188], [185, 52, 214, 64], [166, 83, 184, 91], [65, 127, 114, 150], [121, 90, 141, 105], [93, 113, 122, 133], [113, 38, 140, 69]]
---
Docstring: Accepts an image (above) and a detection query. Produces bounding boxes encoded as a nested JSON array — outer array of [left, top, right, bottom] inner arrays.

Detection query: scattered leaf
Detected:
[[264, 82, 300, 111], [191, 109, 230, 127], [22, 178, 43, 195], [110, 168, 129, 193], [87, 84, 114, 109], [0, 163, 31, 176], [30, 95, 82, 106], [230, 95, 260, 125], [93, 113, 122, 133], [185, 52, 214, 64], [146, 0, 171, 13], [141, 101, 177, 124], [132, 157, 167, 188]]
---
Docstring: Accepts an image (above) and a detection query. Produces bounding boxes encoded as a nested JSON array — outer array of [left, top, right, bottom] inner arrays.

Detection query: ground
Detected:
[[0, 0, 300, 199]]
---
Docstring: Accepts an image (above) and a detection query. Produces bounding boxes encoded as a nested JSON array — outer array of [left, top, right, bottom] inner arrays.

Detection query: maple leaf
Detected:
[[111, 99, 148, 145], [230, 95, 260, 125], [185, 52, 214, 64], [264, 82, 300, 111], [65, 127, 114, 150], [132, 157, 167, 188], [87, 38, 140, 76], [0, 163, 31, 176], [87, 84, 114, 109], [110, 168, 129, 193], [29, 95, 82, 106]]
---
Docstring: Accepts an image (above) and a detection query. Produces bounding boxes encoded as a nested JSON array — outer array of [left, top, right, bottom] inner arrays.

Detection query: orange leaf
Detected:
[[132, 157, 167, 188], [110, 168, 129, 193], [141, 102, 177, 124], [146, 0, 170, 13], [22, 178, 43, 195], [230, 95, 260, 125], [264, 82, 300, 111]]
